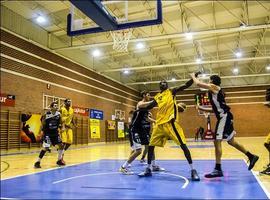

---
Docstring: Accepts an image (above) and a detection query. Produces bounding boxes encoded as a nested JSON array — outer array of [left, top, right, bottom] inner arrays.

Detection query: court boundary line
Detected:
[[0, 159, 100, 181], [242, 159, 270, 199]]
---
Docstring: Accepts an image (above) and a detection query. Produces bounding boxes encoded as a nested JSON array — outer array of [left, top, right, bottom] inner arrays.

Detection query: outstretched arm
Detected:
[[172, 79, 194, 95], [172, 72, 201, 95], [137, 100, 158, 110]]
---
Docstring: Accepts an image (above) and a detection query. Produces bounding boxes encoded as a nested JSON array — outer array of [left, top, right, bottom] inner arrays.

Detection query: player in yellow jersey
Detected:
[[60, 98, 76, 162], [138, 73, 201, 181], [260, 133, 270, 175]]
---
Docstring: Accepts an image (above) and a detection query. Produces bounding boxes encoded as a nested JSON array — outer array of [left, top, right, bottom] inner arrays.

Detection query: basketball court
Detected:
[[1, 0, 270, 199]]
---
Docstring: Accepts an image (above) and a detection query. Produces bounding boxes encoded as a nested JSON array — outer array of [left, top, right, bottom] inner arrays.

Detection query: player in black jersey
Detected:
[[34, 102, 65, 168], [191, 73, 259, 178], [120, 91, 163, 174]]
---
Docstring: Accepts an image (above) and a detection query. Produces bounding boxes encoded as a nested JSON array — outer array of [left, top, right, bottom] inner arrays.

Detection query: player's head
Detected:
[[141, 91, 150, 101], [209, 75, 221, 86], [159, 80, 168, 91], [50, 101, 58, 111], [64, 98, 71, 107]]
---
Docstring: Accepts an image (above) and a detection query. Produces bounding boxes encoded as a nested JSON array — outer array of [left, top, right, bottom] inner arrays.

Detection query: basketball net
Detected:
[[110, 29, 132, 52]]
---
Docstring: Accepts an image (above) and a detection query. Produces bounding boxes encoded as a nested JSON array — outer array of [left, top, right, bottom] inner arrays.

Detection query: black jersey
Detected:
[[131, 109, 150, 128], [43, 111, 61, 135], [208, 88, 231, 118]]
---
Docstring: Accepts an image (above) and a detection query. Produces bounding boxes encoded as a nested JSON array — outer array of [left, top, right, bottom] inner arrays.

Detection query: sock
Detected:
[[147, 164, 152, 169], [38, 149, 46, 161], [215, 163, 222, 171], [246, 151, 254, 160], [58, 149, 64, 160], [122, 161, 129, 168], [152, 160, 156, 166]]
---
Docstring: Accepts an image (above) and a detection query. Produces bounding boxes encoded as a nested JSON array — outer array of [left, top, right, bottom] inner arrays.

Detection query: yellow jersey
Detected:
[[60, 106, 74, 126], [154, 89, 178, 125]]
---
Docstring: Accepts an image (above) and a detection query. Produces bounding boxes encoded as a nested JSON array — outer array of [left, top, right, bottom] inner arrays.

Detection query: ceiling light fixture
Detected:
[[136, 42, 145, 49], [233, 67, 239, 75], [235, 51, 242, 58], [185, 32, 193, 40], [36, 16, 46, 24], [92, 49, 101, 57], [196, 58, 202, 64]]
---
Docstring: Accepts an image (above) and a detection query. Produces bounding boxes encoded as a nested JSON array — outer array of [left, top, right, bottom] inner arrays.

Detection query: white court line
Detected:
[[242, 159, 270, 199], [52, 171, 189, 189], [0, 160, 99, 181]]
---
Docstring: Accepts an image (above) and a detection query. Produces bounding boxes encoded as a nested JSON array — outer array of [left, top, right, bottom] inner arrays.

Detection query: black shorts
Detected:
[[129, 125, 151, 147], [215, 112, 236, 140], [43, 134, 62, 148]]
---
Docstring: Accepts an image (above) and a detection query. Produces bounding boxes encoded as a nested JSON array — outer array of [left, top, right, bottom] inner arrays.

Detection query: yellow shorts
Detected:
[[265, 133, 270, 144], [149, 120, 186, 147], [60, 128, 73, 144]]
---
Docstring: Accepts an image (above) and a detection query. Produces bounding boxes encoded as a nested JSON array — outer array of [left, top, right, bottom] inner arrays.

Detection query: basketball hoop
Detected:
[[110, 29, 132, 52]]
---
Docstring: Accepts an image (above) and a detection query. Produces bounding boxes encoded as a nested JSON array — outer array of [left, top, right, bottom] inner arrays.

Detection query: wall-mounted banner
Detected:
[[20, 114, 42, 143], [0, 93, 15, 107], [107, 120, 116, 130], [90, 109, 103, 120], [89, 119, 101, 139], [117, 121, 125, 138], [73, 106, 89, 116]]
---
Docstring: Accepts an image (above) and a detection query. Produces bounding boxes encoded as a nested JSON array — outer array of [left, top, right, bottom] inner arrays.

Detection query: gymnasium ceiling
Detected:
[[1, 1, 270, 91]]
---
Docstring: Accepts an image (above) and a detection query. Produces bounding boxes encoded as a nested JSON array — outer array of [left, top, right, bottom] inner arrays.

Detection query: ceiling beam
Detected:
[[52, 24, 270, 51], [126, 73, 270, 85], [101, 56, 270, 73]]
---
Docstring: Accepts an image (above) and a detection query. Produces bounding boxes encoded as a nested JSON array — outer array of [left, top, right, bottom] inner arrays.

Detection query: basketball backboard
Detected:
[[67, 0, 162, 36]]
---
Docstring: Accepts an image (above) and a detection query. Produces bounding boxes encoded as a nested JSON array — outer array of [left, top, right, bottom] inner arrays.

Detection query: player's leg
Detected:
[[205, 140, 224, 178], [34, 135, 50, 168], [225, 112, 259, 170], [140, 145, 148, 163], [61, 129, 73, 163], [51, 134, 65, 166], [168, 121, 200, 181], [260, 134, 270, 175], [138, 125, 166, 177], [120, 128, 142, 175]]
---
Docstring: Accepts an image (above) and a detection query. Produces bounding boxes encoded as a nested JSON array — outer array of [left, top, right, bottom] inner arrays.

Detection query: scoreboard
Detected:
[[195, 92, 210, 106]]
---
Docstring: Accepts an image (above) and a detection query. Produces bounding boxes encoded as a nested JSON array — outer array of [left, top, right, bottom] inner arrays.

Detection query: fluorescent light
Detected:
[[123, 69, 130, 74], [92, 49, 101, 57], [233, 68, 239, 74], [136, 42, 145, 49], [196, 58, 202, 64], [185, 32, 193, 40], [171, 78, 176, 81], [266, 65, 270, 71], [235, 51, 242, 58], [36, 16, 46, 24]]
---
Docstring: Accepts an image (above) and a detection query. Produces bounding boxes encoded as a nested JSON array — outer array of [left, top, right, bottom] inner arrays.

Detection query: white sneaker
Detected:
[[119, 166, 134, 175]]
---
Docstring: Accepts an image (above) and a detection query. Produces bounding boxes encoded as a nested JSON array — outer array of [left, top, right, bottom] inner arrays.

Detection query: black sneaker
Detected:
[[56, 159, 66, 166], [138, 167, 152, 177], [191, 169, 200, 181], [205, 169, 223, 178], [34, 161, 41, 168], [248, 155, 259, 170], [260, 167, 270, 176]]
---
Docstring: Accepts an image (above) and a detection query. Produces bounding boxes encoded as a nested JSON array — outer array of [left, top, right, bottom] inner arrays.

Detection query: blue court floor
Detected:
[[1, 159, 269, 199]]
